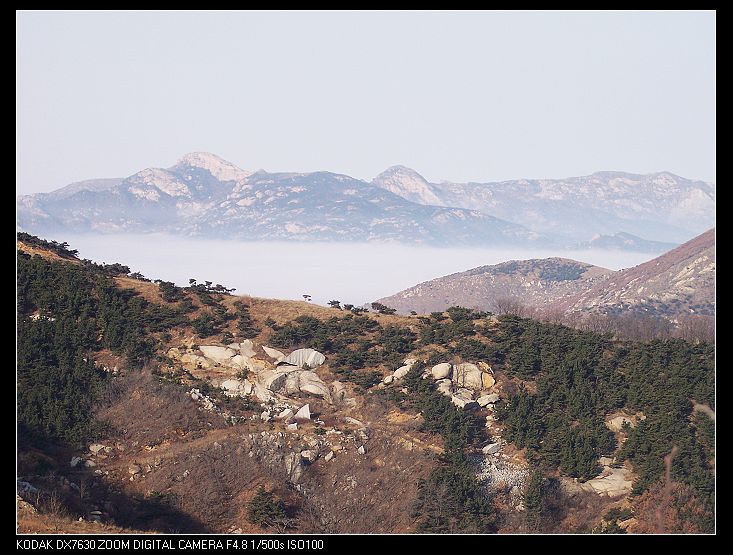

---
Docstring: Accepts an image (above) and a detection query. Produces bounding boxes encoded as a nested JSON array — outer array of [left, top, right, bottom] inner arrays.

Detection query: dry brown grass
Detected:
[[17, 241, 82, 265], [17, 509, 130, 534]]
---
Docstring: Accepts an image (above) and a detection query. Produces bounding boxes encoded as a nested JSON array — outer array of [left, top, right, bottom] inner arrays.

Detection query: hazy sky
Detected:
[[17, 10, 716, 195]]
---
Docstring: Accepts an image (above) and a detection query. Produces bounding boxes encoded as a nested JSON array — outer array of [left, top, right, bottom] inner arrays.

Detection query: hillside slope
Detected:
[[16, 235, 715, 534], [376, 229, 715, 319], [376, 258, 613, 315], [551, 228, 715, 317]]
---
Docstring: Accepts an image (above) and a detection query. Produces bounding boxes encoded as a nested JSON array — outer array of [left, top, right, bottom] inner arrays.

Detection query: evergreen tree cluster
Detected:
[[401, 364, 497, 533], [492, 315, 714, 500], [17, 248, 193, 445]]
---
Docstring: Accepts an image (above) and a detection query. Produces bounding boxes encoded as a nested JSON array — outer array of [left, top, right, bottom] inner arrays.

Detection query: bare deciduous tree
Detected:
[[492, 296, 529, 317]]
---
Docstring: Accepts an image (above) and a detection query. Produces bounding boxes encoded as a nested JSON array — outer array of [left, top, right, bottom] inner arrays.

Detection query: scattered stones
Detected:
[[451, 395, 479, 410], [16, 480, 39, 495], [605, 415, 637, 433], [294, 404, 311, 421], [475, 456, 530, 492], [478, 394, 500, 407], [324, 451, 334, 462], [70, 456, 83, 468], [277, 408, 294, 421], [357, 445, 366, 455], [482, 442, 501, 455], [287, 423, 298, 431], [393, 365, 412, 380], [383, 374, 394, 384], [89, 443, 106, 455], [436, 379, 453, 397], [128, 464, 142, 476], [83, 460, 96, 468], [301, 449, 318, 463], [283, 452, 304, 483], [331, 381, 347, 403], [343, 417, 365, 427], [260, 411, 272, 422], [431, 363, 452, 380]]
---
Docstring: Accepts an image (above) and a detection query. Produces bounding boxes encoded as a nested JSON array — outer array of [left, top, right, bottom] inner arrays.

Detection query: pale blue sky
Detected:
[[17, 10, 716, 194]]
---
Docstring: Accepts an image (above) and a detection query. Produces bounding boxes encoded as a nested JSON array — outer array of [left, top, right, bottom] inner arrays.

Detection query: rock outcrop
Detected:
[[431, 363, 452, 380], [262, 346, 285, 363], [281, 348, 326, 369], [452, 363, 495, 390]]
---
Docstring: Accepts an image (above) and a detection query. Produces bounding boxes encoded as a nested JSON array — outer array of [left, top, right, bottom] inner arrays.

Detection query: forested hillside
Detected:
[[16, 234, 714, 533]]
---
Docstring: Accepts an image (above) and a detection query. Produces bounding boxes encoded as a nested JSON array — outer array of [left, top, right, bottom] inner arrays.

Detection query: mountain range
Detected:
[[372, 165, 715, 244], [376, 229, 715, 319], [17, 153, 714, 251]]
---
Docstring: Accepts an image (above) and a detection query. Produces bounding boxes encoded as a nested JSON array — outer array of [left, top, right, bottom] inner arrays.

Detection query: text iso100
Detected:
[[287, 539, 325, 550]]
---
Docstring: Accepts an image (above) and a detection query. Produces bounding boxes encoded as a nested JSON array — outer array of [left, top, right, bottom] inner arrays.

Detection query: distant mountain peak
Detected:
[[173, 152, 252, 182], [372, 165, 443, 206]]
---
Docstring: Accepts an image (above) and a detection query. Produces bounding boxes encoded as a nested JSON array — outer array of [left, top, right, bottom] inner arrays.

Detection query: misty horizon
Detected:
[[44, 233, 658, 308]]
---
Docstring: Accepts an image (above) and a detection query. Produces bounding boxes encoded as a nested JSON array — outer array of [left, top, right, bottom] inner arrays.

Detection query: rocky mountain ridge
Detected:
[[18, 153, 714, 249], [17, 153, 543, 247], [372, 166, 715, 244]]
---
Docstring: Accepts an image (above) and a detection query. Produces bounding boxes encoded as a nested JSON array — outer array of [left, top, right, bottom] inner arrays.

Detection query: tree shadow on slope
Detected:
[[18, 422, 212, 534]]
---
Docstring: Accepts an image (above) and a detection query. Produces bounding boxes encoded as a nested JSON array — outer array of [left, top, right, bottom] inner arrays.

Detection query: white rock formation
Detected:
[[238, 340, 257, 358], [436, 379, 453, 397], [453, 362, 495, 390], [199, 345, 237, 364], [221, 379, 247, 396], [298, 371, 330, 398], [301, 449, 318, 463], [260, 369, 289, 392], [478, 394, 500, 407], [294, 404, 311, 421], [393, 365, 412, 380], [281, 348, 326, 369], [605, 415, 636, 433], [331, 381, 347, 403], [180, 353, 212, 369], [451, 395, 479, 410], [431, 363, 452, 380], [229, 354, 251, 370], [277, 408, 294, 421], [581, 467, 633, 497], [262, 345, 285, 362]]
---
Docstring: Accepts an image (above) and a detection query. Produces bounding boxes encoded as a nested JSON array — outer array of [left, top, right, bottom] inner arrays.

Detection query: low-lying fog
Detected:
[[53, 234, 657, 307]]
